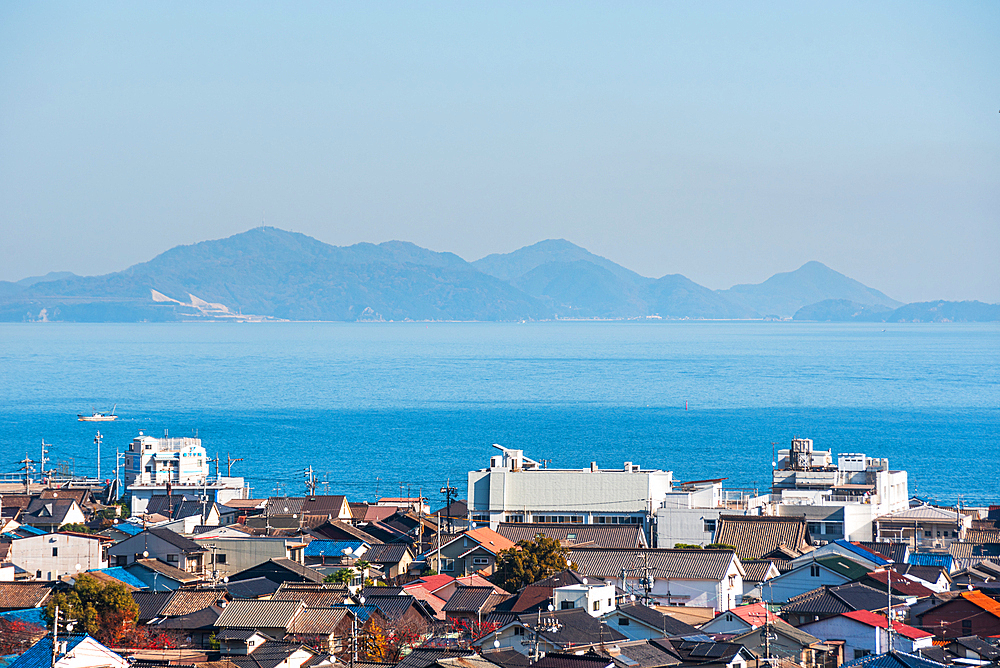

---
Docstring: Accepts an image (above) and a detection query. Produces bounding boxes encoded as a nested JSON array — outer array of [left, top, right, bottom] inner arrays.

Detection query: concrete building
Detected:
[[468, 445, 673, 537], [7, 532, 109, 581], [875, 505, 970, 549], [552, 581, 617, 616], [125, 432, 249, 517], [193, 534, 307, 579], [771, 439, 909, 542], [656, 480, 770, 548]]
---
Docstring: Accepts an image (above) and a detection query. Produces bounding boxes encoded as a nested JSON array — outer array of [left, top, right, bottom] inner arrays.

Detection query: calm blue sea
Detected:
[[1, 322, 997, 505]]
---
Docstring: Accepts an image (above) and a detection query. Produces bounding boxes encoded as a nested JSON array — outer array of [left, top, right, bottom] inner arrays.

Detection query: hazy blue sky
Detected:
[[1, 2, 998, 302]]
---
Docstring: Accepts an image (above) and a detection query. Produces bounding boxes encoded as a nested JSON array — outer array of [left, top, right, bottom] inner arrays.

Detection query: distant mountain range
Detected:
[[0, 228, 995, 322]]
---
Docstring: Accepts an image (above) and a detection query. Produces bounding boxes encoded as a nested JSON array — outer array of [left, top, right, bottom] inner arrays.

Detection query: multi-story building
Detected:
[[770, 438, 909, 542], [467, 445, 673, 538], [124, 432, 248, 515]]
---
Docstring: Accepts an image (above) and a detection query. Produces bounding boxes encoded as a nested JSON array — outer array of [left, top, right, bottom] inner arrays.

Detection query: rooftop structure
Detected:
[[468, 445, 673, 535]]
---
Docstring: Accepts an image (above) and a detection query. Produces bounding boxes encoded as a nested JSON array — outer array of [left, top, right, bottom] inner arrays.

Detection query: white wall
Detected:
[[656, 507, 720, 547], [11, 534, 107, 580]]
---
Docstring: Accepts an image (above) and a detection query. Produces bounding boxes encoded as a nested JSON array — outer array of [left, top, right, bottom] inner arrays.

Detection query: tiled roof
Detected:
[[300, 496, 348, 517], [129, 558, 202, 583], [396, 648, 474, 668], [5, 634, 93, 668], [862, 571, 934, 598], [959, 589, 1000, 617], [782, 583, 907, 616], [727, 602, 780, 626], [265, 497, 305, 516], [592, 638, 682, 668], [436, 655, 504, 668], [285, 607, 349, 635], [152, 605, 222, 630], [215, 599, 303, 629], [534, 653, 614, 668], [479, 649, 531, 668], [226, 577, 281, 599], [230, 558, 325, 583], [880, 506, 961, 522], [669, 639, 748, 665], [614, 603, 702, 637], [0, 583, 53, 610], [308, 520, 383, 544], [365, 543, 412, 564], [402, 586, 448, 619], [226, 641, 313, 668], [364, 594, 428, 621], [515, 607, 628, 647], [714, 515, 810, 561], [133, 590, 173, 622], [145, 527, 206, 553], [496, 524, 647, 549], [742, 560, 779, 583], [731, 618, 820, 648], [159, 589, 229, 616], [409, 574, 456, 593], [442, 586, 509, 613], [841, 650, 948, 668], [273, 586, 350, 608], [948, 636, 1000, 660], [21, 499, 80, 525], [841, 610, 931, 640], [966, 529, 1000, 545], [446, 528, 516, 555], [857, 542, 909, 564], [569, 548, 738, 581]]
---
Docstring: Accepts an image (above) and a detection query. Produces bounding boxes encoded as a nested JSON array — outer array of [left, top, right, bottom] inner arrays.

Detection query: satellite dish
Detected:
[[75, 563, 81, 572], [547, 604, 554, 612], [359, 596, 366, 605], [630, 594, 636, 602], [342, 548, 353, 556]]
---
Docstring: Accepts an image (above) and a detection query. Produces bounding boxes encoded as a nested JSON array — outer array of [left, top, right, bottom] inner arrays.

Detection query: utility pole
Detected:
[[94, 431, 102, 480], [885, 562, 894, 654], [51, 605, 59, 668], [418, 487, 424, 554], [226, 453, 243, 477], [304, 466, 316, 495], [18, 455, 34, 494], [440, 479, 458, 533], [40, 441, 50, 477]]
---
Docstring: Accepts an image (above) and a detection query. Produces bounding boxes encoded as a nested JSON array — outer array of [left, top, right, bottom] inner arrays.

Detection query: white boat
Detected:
[[78, 404, 118, 422]]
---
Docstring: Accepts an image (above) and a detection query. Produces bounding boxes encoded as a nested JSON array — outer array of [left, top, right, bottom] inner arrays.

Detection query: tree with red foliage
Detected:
[[45, 574, 140, 646], [449, 618, 500, 641], [0, 618, 47, 655], [363, 616, 427, 663], [112, 626, 178, 650]]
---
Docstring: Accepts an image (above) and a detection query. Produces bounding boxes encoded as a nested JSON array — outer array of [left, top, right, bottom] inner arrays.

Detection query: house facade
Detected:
[[8, 533, 109, 581]]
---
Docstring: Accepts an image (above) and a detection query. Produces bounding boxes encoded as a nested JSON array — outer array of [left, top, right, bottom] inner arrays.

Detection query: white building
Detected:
[[125, 432, 248, 515], [552, 581, 617, 616], [468, 445, 673, 536], [7, 533, 109, 581], [8, 635, 129, 668], [771, 439, 908, 541], [656, 479, 770, 548]]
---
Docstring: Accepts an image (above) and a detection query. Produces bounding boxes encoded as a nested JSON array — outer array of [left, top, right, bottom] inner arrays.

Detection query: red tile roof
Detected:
[[865, 570, 935, 598], [728, 602, 780, 626], [841, 610, 932, 640], [408, 574, 455, 594]]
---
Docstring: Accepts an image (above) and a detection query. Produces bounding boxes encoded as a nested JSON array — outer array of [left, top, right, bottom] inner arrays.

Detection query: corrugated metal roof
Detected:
[[364, 543, 411, 564], [714, 516, 810, 561], [908, 552, 954, 569], [880, 506, 961, 522], [5, 635, 93, 668], [569, 547, 738, 581], [285, 607, 348, 635], [215, 599, 303, 629], [497, 524, 647, 549]]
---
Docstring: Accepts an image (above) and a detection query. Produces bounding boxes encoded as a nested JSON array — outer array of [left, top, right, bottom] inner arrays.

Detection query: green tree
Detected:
[[45, 574, 139, 644], [705, 543, 737, 550], [60, 523, 93, 534], [490, 534, 574, 593], [324, 568, 354, 585]]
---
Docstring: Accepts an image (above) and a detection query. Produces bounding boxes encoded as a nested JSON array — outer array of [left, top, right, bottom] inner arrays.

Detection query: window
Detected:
[[166, 554, 180, 563], [593, 601, 600, 612], [473, 557, 490, 566], [962, 620, 972, 634], [36, 571, 42, 579], [216, 554, 227, 564], [726, 614, 733, 622], [943, 531, 950, 538], [561, 601, 575, 610], [825, 522, 843, 536], [441, 559, 455, 572], [808, 522, 822, 534], [704, 519, 717, 533], [472, 514, 490, 523], [52, 548, 58, 557], [854, 650, 871, 660], [924, 531, 932, 537], [514, 627, 525, 636], [618, 618, 630, 626], [504, 515, 524, 523], [809, 564, 820, 577]]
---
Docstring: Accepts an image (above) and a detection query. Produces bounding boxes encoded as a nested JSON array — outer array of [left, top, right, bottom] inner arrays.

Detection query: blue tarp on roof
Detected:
[[5, 635, 91, 668], [304, 540, 367, 558], [834, 539, 890, 566], [88, 567, 148, 589], [0, 609, 46, 628], [1, 526, 47, 540], [908, 552, 954, 569], [332, 604, 378, 623], [112, 522, 143, 536]]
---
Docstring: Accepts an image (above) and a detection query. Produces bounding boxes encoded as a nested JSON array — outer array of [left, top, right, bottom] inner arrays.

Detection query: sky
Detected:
[[1, 2, 998, 303]]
